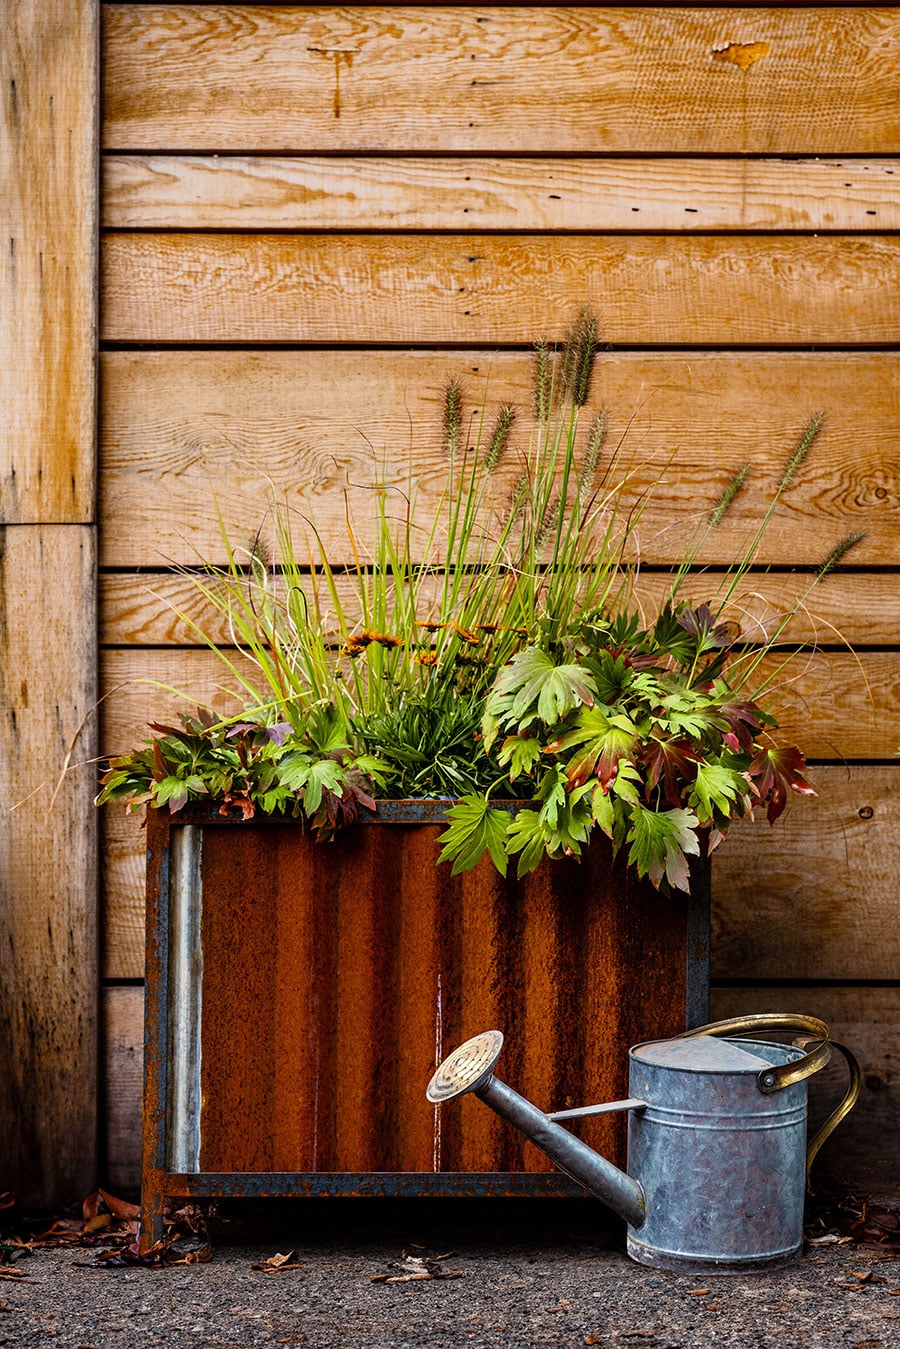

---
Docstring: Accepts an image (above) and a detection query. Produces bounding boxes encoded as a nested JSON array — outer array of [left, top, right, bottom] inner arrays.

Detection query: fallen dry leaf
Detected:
[[173, 1244, 213, 1266], [251, 1252, 304, 1273], [98, 1189, 141, 1222], [371, 1252, 463, 1284], [82, 1214, 112, 1235]]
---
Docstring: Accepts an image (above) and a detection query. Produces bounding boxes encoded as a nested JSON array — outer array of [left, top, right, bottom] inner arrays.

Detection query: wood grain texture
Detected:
[[99, 646, 899, 763], [713, 766, 900, 983], [101, 154, 900, 232], [101, 984, 143, 1196], [99, 645, 900, 982], [710, 984, 900, 1191], [102, 979, 900, 1192], [100, 233, 900, 347], [0, 526, 98, 1203], [1, 0, 98, 523], [99, 349, 899, 568], [101, 6, 900, 154], [99, 569, 900, 650]]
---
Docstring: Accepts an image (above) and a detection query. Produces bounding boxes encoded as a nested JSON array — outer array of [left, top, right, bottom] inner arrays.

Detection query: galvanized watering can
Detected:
[[426, 1015, 860, 1274]]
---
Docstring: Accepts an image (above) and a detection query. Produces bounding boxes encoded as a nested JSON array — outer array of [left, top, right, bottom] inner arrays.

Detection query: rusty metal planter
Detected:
[[140, 802, 709, 1245]]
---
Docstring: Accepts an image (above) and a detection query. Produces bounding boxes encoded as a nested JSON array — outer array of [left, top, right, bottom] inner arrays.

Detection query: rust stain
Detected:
[[191, 818, 691, 1176], [308, 47, 355, 119], [712, 41, 771, 73]]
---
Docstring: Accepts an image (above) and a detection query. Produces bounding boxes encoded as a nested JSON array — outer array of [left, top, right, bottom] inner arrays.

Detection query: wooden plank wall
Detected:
[[0, 0, 99, 1207], [98, 5, 900, 1193]]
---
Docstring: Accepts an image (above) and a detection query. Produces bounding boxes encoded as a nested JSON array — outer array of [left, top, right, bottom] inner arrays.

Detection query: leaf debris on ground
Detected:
[[2, 1189, 212, 1269], [251, 1251, 305, 1273], [371, 1247, 463, 1284], [806, 1193, 900, 1252]]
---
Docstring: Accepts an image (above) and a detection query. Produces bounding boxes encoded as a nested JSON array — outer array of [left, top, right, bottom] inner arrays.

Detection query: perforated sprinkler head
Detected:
[[426, 1030, 504, 1103]]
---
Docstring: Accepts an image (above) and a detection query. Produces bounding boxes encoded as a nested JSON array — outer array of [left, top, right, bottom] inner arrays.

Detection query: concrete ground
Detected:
[[4, 1200, 900, 1349]]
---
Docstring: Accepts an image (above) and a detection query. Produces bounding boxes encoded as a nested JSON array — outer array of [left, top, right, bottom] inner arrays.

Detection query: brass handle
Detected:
[[680, 1012, 861, 1183], [804, 1040, 861, 1184]]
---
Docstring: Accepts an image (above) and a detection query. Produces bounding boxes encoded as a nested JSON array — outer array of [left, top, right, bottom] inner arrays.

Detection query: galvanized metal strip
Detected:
[[636, 1114, 806, 1133], [165, 824, 203, 1173]]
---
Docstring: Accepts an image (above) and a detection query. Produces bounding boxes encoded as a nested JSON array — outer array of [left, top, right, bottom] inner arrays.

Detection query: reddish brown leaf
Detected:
[[82, 1191, 101, 1222], [98, 1188, 141, 1221], [748, 745, 816, 823]]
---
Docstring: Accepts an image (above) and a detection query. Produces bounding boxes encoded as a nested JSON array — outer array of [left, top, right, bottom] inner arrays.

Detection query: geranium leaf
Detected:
[[551, 707, 637, 790], [640, 736, 702, 806], [301, 759, 347, 815], [748, 746, 816, 824], [627, 803, 700, 893], [505, 810, 549, 877], [497, 735, 543, 782], [488, 648, 596, 731], [688, 761, 748, 824], [436, 795, 510, 876]]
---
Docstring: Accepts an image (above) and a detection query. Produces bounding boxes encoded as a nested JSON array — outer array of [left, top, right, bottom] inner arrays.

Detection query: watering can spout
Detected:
[[426, 1031, 647, 1228]]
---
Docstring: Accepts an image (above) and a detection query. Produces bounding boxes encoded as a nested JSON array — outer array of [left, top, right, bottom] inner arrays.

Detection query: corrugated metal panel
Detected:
[[179, 810, 701, 1176]]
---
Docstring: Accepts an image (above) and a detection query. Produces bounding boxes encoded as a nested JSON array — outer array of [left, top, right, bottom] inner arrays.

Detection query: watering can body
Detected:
[[625, 1036, 808, 1273], [427, 1017, 859, 1275]]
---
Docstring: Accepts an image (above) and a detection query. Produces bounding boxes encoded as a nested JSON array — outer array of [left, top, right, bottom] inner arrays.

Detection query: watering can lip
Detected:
[[630, 1035, 804, 1074]]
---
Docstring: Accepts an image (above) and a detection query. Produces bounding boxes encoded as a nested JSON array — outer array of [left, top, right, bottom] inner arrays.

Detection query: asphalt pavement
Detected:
[[3, 1199, 900, 1348]]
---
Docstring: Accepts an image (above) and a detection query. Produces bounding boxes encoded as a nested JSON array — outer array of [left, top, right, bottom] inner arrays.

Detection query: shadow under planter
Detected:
[[140, 802, 710, 1247]]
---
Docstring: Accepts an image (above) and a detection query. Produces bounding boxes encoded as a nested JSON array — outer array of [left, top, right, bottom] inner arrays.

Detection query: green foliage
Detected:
[[100, 307, 862, 891], [436, 796, 511, 876]]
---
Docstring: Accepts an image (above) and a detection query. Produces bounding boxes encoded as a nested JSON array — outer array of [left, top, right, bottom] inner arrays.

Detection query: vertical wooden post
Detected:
[[0, 0, 98, 1205]]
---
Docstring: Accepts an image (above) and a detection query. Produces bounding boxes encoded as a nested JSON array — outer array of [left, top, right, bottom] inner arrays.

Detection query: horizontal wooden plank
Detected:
[[101, 155, 900, 232], [713, 766, 900, 983], [113, 641, 889, 754], [102, 6, 900, 154], [100, 647, 899, 980], [710, 984, 900, 1191], [101, 984, 143, 1196], [100, 569, 900, 651], [100, 233, 900, 346], [102, 979, 900, 1195], [101, 646, 899, 766], [99, 350, 899, 568]]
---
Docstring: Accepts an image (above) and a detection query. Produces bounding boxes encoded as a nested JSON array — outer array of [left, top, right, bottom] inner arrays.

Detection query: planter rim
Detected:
[[145, 798, 525, 827]]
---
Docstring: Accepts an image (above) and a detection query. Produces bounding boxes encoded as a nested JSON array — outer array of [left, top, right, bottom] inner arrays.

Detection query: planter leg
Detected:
[[140, 1184, 166, 1253]]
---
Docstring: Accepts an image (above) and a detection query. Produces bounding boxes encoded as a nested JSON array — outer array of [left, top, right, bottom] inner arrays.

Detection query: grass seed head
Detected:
[[816, 531, 866, 580], [533, 339, 553, 421], [484, 405, 516, 473], [778, 411, 825, 490], [443, 379, 463, 461], [709, 463, 751, 526], [560, 306, 599, 407]]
